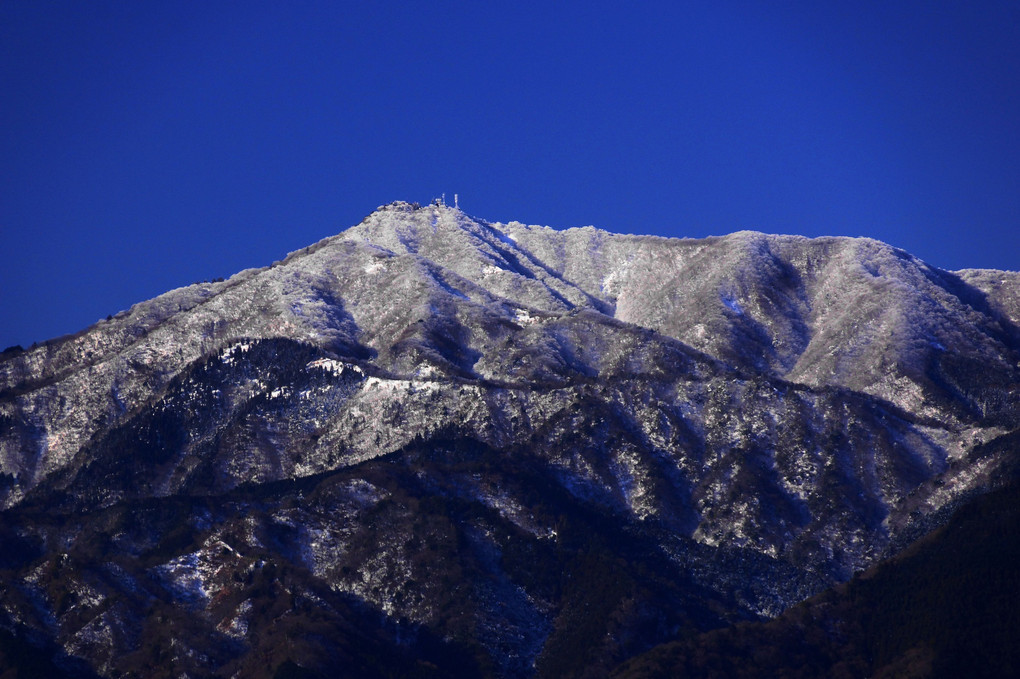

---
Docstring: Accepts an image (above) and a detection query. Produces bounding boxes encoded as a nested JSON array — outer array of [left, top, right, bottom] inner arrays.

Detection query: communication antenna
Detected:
[[454, 193, 459, 209]]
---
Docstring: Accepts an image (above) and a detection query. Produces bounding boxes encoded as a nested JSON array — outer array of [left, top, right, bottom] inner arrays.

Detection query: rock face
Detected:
[[1, 201, 1018, 677]]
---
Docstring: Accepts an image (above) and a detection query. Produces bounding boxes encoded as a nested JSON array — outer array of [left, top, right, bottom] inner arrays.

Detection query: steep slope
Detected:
[[1, 201, 1018, 677], [4, 202, 1018, 491], [613, 468, 1020, 679]]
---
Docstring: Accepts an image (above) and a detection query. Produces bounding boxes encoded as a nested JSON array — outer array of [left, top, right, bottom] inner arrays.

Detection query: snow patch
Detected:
[[306, 358, 364, 377], [362, 375, 439, 396], [219, 341, 253, 365], [154, 552, 210, 604], [482, 264, 504, 277], [514, 309, 540, 325]]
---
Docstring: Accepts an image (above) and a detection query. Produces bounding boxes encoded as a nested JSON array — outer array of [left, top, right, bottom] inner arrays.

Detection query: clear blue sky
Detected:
[[2, 1, 1018, 349]]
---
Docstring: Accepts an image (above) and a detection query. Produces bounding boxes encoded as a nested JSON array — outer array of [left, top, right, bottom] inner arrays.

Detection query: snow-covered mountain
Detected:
[[1, 201, 1018, 677]]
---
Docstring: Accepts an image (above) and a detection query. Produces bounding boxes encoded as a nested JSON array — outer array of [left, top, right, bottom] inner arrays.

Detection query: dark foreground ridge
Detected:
[[614, 473, 1020, 679]]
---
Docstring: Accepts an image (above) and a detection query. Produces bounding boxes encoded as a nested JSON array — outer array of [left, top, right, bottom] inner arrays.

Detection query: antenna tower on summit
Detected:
[[454, 193, 459, 209]]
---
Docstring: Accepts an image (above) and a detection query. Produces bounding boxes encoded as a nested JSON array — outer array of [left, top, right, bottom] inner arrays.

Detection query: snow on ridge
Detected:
[[305, 358, 364, 377]]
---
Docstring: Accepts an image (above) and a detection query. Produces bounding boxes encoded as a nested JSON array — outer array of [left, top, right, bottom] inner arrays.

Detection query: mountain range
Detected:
[[1, 201, 1018, 677]]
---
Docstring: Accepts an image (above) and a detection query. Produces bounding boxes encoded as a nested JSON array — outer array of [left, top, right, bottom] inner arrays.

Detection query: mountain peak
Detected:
[[351, 198, 489, 246], [1, 203, 1018, 677]]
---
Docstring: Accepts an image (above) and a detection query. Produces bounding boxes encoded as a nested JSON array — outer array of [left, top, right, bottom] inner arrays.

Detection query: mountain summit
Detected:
[[1, 202, 1018, 677]]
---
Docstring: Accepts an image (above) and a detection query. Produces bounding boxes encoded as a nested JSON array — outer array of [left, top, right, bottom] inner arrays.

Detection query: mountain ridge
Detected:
[[1, 202, 1017, 676]]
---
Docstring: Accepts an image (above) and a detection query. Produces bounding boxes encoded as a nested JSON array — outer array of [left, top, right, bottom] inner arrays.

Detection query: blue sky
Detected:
[[2, 1, 1018, 349]]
